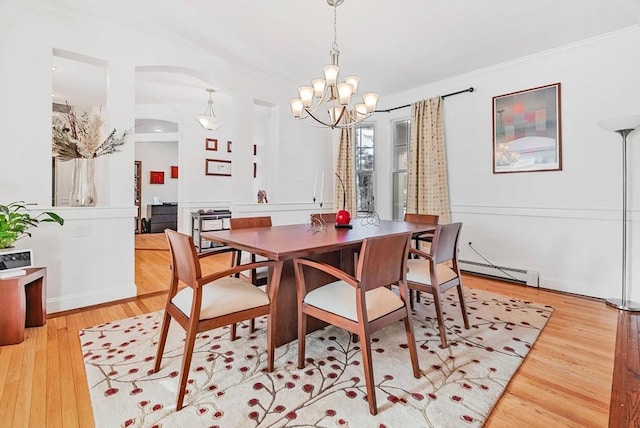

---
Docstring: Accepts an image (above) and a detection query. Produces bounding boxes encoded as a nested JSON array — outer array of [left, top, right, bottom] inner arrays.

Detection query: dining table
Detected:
[[202, 219, 435, 347]]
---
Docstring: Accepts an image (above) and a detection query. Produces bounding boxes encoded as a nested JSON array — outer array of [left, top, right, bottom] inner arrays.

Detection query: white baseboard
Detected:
[[47, 283, 137, 314]]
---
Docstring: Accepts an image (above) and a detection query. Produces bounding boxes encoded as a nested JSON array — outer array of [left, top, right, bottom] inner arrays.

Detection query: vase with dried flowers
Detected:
[[52, 103, 128, 206]]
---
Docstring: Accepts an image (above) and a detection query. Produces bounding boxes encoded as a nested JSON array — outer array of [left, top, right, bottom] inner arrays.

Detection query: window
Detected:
[[354, 123, 375, 216], [392, 119, 410, 220]]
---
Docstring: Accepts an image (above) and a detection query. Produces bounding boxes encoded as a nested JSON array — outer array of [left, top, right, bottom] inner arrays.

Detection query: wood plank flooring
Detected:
[[0, 234, 629, 426], [609, 310, 640, 427]]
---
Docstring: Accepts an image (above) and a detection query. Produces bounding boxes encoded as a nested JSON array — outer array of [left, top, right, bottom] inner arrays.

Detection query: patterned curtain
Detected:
[[406, 97, 451, 223], [336, 128, 356, 213]]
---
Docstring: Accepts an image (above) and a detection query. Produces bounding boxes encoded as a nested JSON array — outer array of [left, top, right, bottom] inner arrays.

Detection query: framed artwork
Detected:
[[227, 140, 232, 153], [493, 82, 562, 174], [205, 138, 218, 151], [171, 165, 178, 179], [205, 158, 232, 176], [150, 171, 164, 184]]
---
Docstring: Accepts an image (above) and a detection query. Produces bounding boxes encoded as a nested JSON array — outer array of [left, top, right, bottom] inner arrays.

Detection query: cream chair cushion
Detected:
[[304, 281, 404, 322], [406, 259, 457, 285], [172, 277, 270, 320]]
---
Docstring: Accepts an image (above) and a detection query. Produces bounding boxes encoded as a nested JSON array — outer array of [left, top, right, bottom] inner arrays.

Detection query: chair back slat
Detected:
[[404, 213, 439, 225], [310, 213, 337, 224], [356, 232, 412, 291], [165, 229, 202, 288], [431, 223, 462, 264], [230, 216, 272, 229]]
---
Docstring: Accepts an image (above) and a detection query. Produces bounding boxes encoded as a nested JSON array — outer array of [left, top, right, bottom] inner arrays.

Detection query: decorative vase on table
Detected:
[[69, 158, 97, 207]]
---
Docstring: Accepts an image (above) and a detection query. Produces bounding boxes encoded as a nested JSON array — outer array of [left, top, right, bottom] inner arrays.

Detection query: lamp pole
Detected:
[[607, 127, 640, 311]]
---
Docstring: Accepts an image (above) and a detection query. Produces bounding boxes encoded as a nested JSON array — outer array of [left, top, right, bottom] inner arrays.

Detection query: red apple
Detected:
[[336, 210, 351, 225]]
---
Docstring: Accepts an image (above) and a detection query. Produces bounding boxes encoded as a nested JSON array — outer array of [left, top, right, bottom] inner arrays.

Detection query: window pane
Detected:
[[357, 147, 374, 171], [356, 173, 374, 214], [359, 125, 374, 148], [392, 171, 407, 220], [355, 124, 374, 217], [393, 121, 409, 146], [394, 146, 407, 170]]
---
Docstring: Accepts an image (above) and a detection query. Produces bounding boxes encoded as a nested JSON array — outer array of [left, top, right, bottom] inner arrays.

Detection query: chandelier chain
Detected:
[[332, 2, 339, 51]]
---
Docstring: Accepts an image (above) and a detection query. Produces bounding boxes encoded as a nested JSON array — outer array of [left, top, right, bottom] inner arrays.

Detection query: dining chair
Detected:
[[153, 229, 281, 411], [229, 216, 272, 335], [310, 212, 337, 224], [404, 213, 439, 305], [230, 216, 272, 286], [404, 213, 439, 253], [406, 222, 469, 348], [293, 232, 420, 415]]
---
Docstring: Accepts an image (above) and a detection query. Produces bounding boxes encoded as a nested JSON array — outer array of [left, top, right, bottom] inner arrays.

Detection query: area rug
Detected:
[[80, 288, 552, 427]]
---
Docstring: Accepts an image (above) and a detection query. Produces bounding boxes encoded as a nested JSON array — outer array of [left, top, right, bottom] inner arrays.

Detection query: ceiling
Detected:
[[50, 0, 638, 108]]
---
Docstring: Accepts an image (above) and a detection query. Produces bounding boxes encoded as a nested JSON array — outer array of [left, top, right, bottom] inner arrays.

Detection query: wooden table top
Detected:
[[201, 220, 435, 261]]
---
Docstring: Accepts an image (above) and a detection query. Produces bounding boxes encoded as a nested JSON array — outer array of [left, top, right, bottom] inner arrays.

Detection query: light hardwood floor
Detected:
[[0, 234, 620, 427]]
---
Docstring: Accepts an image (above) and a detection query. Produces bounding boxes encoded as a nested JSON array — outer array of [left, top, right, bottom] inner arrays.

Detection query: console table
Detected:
[[0, 267, 47, 345], [191, 210, 232, 253]]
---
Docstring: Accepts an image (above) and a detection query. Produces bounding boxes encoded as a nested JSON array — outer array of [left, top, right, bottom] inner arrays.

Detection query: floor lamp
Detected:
[[598, 115, 640, 311]]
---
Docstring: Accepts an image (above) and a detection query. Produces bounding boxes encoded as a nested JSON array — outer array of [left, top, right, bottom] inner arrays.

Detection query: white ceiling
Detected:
[[51, 0, 639, 107]]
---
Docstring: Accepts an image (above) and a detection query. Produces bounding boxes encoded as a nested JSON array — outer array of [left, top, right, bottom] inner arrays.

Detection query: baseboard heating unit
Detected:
[[459, 259, 539, 287]]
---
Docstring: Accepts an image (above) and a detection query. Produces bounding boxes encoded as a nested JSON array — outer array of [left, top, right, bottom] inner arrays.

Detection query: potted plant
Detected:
[[0, 201, 64, 250]]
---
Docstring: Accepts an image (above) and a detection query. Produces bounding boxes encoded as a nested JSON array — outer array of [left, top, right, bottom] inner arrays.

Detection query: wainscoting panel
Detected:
[[452, 204, 635, 300]]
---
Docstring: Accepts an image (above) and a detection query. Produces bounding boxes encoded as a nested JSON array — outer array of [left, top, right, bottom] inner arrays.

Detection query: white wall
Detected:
[[0, 2, 330, 312], [373, 27, 640, 301], [135, 142, 179, 207], [2, 1, 636, 312]]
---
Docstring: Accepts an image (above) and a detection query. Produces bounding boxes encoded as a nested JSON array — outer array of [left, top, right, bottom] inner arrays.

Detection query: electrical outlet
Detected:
[[74, 223, 91, 237]]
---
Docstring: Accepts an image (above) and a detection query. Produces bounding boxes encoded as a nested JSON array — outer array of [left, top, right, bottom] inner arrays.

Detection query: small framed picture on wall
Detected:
[[205, 138, 218, 151], [205, 159, 232, 177], [150, 171, 164, 184]]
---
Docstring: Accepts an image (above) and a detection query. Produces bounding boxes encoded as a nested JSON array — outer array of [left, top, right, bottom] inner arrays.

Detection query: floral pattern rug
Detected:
[[80, 288, 552, 427]]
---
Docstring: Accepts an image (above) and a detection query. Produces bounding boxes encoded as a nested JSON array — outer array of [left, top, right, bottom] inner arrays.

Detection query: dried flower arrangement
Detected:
[[52, 103, 128, 161]]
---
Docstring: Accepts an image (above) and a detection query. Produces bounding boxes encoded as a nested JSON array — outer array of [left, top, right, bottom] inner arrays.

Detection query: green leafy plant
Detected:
[[0, 201, 64, 249]]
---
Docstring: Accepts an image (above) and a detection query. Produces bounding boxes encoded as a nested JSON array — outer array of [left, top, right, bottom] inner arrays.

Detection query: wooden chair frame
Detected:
[[407, 222, 469, 348], [229, 216, 273, 337], [293, 232, 420, 415], [230, 216, 272, 286], [152, 229, 282, 411], [404, 213, 439, 304], [310, 212, 337, 224]]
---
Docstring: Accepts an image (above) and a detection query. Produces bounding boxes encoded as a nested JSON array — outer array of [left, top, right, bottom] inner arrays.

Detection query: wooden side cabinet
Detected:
[[0, 267, 47, 346], [148, 203, 178, 233]]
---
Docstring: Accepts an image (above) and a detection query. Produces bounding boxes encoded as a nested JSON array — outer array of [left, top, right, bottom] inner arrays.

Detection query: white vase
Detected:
[[69, 158, 97, 207]]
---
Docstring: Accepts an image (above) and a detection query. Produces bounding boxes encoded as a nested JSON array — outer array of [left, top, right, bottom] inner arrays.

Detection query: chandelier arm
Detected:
[[305, 108, 337, 129], [335, 106, 347, 124], [306, 88, 332, 113]]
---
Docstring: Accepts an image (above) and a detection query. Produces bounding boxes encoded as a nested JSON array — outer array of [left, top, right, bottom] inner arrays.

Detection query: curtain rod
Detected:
[[374, 87, 474, 113]]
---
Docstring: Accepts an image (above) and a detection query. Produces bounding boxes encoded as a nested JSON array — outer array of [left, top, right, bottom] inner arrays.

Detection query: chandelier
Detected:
[[289, 0, 379, 129], [196, 89, 223, 131]]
